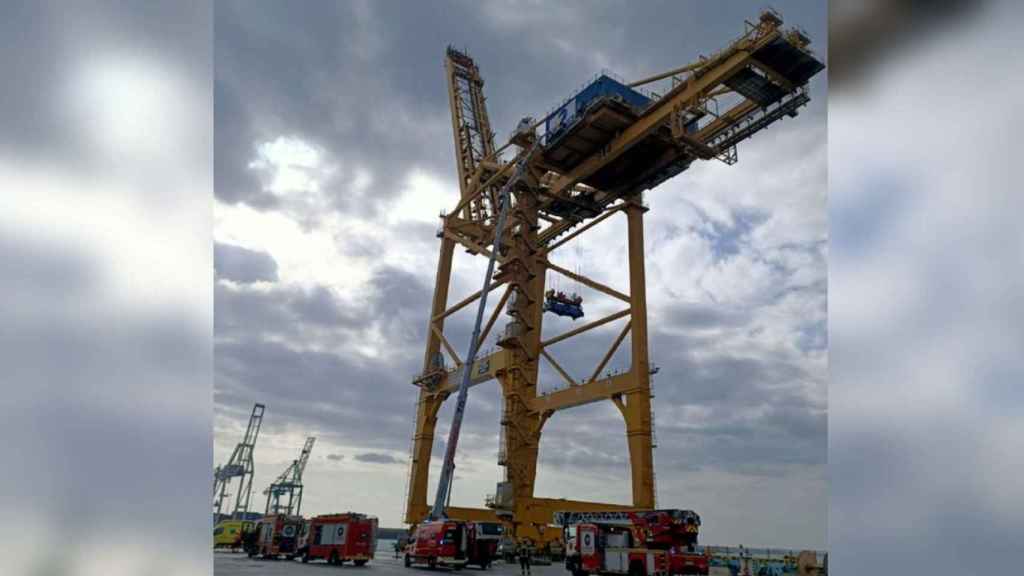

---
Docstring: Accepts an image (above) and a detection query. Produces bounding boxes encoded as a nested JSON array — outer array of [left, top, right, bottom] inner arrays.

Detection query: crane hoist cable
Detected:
[[429, 136, 543, 521]]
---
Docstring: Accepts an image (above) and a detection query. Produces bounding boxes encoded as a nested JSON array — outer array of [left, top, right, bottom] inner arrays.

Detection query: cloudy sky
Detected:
[[213, 0, 827, 548]]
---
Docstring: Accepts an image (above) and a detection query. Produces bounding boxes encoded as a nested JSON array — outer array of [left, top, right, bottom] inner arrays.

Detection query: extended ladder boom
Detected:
[[429, 137, 543, 520], [553, 509, 701, 526]]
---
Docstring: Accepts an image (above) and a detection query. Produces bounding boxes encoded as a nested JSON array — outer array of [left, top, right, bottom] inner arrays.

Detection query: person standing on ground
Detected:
[[517, 538, 532, 576]]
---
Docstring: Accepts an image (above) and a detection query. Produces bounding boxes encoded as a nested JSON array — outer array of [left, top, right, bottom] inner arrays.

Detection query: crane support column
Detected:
[[493, 189, 547, 536], [406, 235, 457, 524], [623, 203, 655, 508]]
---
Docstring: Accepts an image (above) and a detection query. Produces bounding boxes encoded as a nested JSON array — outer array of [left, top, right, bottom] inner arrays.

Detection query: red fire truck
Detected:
[[298, 512, 378, 565], [405, 519, 505, 570], [405, 520, 469, 569], [558, 510, 709, 576], [249, 514, 305, 559], [466, 521, 504, 569]]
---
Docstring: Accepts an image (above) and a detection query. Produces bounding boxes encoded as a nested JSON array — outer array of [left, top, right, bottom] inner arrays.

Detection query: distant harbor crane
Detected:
[[264, 436, 316, 516], [214, 402, 265, 521]]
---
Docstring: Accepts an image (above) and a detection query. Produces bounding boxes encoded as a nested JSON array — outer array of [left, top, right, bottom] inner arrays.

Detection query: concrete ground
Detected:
[[214, 551, 563, 576]]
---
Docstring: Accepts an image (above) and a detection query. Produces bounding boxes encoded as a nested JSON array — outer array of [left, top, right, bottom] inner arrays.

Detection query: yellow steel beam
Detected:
[[448, 149, 520, 223], [544, 204, 625, 253], [433, 280, 506, 322], [542, 308, 631, 348], [539, 348, 577, 388], [628, 59, 707, 88], [477, 285, 512, 349], [435, 350, 506, 394], [442, 229, 499, 260], [588, 320, 632, 384], [611, 394, 627, 418], [624, 205, 654, 509], [431, 324, 462, 366], [697, 98, 759, 140], [548, 34, 778, 199], [445, 56, 471, 199], [546, 262, 630, 303], [531, 372, 639, 415]]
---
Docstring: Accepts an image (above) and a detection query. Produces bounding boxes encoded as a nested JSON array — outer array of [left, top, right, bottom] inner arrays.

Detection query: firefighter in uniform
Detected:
[[517, 539, 533, 576]]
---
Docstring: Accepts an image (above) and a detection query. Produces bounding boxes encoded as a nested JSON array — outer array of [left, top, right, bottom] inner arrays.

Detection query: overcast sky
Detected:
[[213, 0, 828, 549]]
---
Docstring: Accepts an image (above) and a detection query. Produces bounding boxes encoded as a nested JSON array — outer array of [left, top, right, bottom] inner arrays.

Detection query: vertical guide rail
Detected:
[[429, 138, 541, 520]]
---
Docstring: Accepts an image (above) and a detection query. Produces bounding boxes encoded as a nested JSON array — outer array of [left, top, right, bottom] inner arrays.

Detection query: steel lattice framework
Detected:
[[214, 403, 265, 520], [405, 11, 823, 543], [264, 436, 316, 516]]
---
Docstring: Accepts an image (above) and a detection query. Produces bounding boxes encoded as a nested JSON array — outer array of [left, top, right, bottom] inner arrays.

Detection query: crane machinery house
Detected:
[[545, 75, 653, 146]]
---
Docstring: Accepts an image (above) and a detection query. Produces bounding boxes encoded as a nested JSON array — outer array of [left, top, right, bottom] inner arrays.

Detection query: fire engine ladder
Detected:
[[429, 136, 543, 521]]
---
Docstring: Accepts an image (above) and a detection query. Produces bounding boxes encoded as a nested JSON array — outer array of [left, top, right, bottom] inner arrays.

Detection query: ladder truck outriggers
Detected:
[[557, 510, 709, 576]]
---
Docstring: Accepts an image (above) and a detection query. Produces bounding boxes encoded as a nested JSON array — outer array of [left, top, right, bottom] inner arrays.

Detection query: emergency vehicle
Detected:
[[249, 514, 305, 559], [558, 510, 709, 576], [299, 512, 378, 565], [465, 521, 504, 569], [405, 520, 469, 569], [213, 519, 253, 550]]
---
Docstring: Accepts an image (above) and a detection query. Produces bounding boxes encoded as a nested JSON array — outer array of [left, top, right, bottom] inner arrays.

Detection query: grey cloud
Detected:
[[289, 285, 349, 326], [214, 265, 438, 451], [354, 452, 401, 465], [326, 454, 345, 462], [214, 242, 278, 283], [665, 303, 752, 331]]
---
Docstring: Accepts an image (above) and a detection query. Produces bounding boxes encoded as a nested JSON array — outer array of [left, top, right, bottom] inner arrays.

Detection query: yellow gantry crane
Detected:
[[405, 10, 824, 544]]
